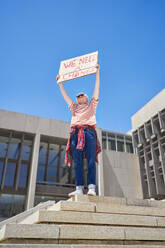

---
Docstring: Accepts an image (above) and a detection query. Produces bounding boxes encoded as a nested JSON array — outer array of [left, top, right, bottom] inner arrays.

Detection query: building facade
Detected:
[[0, 109, 142, 221], [132, 89, 165, 199]]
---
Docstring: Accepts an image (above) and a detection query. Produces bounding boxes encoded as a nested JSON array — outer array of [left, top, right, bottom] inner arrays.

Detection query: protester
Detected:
[[56, 64, 101, 196]]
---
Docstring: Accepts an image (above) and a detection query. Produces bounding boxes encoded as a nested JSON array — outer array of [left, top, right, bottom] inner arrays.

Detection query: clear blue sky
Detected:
[[0, 0, 164, 133]]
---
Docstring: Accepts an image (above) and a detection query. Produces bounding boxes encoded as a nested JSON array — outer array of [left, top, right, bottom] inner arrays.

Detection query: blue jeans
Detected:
[[70, 128, 96, 186]]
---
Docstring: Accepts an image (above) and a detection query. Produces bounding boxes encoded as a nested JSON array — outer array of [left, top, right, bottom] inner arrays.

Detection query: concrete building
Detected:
[[0, 109, 141, 221], [1, 88, 164, 221], [132, 88, 165, 199]]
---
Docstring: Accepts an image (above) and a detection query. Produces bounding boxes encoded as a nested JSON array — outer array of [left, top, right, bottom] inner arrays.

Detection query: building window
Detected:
[[108, 139, 116, 151], [102, 138, 107, 149], [0, 161, 4, 185], [0, 141, 7, 158], [102, 131, 106, 137], [37, 138, 75, 186], [0, 194, 25, 219], [37, 142, 59, 183], [18, 163, 28, 188], [8, 142, 20, 159], [48, 144, 58, 165], [4, 162, 16, 187], [0, 129, 33, 191], [132, 108, 165, 199], [126, 142, 134, 153], [37, 165, 45, 181], [34, 195, 65, 206], [102, 131, 134, 154], [117, 141, 124, 152], [38, 142, 48, 165], [21, 142, 32, 161], [60, 145, 75, 185]]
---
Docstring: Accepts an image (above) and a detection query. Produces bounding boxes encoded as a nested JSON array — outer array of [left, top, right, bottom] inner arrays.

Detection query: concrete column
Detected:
[[124, 136, 127, 153], [144, 146, 156, 198], [151, 142, 165, 195], [97, 128, 104, 196], [115, 134, 117, 151], [25, 133, 40, 210], [106, 132, 108, 150]]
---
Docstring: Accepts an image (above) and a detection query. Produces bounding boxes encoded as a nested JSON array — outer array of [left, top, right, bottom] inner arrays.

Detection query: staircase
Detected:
[[0, 195, 165, 247]]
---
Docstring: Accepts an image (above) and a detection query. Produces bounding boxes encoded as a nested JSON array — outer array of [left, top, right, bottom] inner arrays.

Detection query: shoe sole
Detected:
[[68, 193, 83, 198], [87, 193, 96, 196]]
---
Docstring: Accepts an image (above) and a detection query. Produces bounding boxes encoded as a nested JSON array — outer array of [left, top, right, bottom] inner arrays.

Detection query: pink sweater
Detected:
[[69, 98, 99, 127]]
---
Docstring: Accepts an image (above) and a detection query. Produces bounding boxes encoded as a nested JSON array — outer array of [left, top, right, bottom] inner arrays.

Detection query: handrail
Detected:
[[0, 200, 55, 229]]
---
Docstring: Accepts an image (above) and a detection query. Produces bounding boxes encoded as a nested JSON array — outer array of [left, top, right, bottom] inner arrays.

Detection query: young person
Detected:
[[56, 64, 101, 196]]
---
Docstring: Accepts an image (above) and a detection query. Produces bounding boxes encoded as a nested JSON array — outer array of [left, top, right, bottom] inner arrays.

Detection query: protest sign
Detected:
[[57, 51, 98, 83]]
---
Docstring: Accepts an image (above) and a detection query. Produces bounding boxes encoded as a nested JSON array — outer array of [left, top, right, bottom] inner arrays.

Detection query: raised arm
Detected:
[[92, 64, 100, 99], [56, 75, 73, 106]]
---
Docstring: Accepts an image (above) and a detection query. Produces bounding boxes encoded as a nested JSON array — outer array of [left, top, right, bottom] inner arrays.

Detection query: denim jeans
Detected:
[[70, 128, 96, 186]]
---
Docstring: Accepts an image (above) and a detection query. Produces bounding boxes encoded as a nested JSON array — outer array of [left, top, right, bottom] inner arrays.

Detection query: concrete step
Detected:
[[37, 210, 165, 228], [1, 223, 165, 243], [72, 195, 127, 205], [47, 200, 165, 217], [47, 201, 95, 212], [73, 195, 165, 208], [1, 196, 165, 246], [0, 245, 165, 248], [95, 202, 165, 216]]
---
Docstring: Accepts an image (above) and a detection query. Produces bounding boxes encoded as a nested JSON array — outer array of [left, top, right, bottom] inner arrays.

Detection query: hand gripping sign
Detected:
[[57, 51, 98, 83]]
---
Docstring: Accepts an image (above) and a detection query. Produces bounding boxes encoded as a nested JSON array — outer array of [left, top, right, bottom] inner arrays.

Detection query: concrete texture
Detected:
[[156, 217, 165, 227], [95, 202, 165, 216], [131, 88, 165, 131], [0, 201, 55, 228], [131, 105, 165, 199], [19, 211, 39, 224], [149, 200, 165, 208], [0, 224, 59, 240], [96, 128, 104, 196], [0, 110, 70, 139], [47, 201, 95, 212], [59, 225, 125, 240], [74, 195, 127, 205], [38, 210, 158, 227], [2, 223, 165, 242], [1, 195, 165, 245], [25, 133, 40, 210], [73, 195, 165, 208], [103, 150, 143, 198], [125, 226, 165, 240], [0, 245, 165, 248]]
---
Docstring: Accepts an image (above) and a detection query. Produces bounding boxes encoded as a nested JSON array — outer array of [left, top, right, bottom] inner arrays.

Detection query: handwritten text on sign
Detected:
[[57, 51, 98, 83]]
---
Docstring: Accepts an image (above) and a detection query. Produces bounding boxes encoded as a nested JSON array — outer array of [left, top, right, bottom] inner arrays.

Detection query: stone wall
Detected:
[[103, 150, 143, 198]]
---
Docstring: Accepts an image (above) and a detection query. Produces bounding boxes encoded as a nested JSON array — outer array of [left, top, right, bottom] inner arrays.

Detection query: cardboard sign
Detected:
[[57, 51, 98, 83]]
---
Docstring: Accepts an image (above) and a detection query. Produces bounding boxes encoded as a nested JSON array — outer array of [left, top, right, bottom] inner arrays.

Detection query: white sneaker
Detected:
[[87, 188, 96, 196], [68, 186, 83, 197], [87, 184, 96, 196]]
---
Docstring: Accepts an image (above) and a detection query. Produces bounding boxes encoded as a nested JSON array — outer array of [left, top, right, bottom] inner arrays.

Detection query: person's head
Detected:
[[76, 92, 88, 104]]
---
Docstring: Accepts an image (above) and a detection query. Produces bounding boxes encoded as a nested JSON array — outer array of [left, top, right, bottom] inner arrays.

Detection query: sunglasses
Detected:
[[77, 94, 85, 98]]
